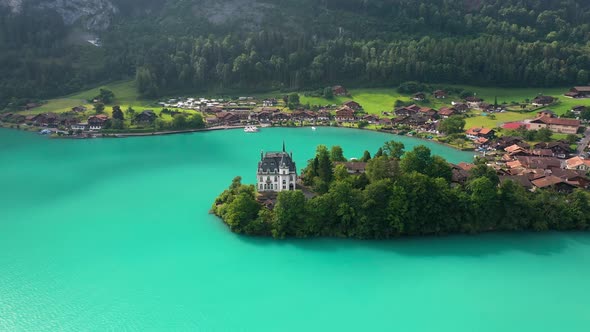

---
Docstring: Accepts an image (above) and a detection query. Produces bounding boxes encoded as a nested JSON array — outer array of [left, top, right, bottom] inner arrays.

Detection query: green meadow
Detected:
[[19, 80, 590, 130]]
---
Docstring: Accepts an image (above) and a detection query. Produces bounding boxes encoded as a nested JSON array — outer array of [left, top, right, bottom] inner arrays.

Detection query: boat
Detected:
[[311, 127, 317, 131], [244, 125, 259, 133], [39, 129, 52, 135]]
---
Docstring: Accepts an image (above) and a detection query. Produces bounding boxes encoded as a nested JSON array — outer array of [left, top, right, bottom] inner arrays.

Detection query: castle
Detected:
[[257, 143, 297, 192]]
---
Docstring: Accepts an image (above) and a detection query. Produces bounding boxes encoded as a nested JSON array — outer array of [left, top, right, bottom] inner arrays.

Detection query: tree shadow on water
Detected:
[[235, 231, 590, 258]]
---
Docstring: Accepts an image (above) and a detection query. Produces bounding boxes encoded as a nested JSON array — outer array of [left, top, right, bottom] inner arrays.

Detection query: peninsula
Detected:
[[212, 141, 590, 239]]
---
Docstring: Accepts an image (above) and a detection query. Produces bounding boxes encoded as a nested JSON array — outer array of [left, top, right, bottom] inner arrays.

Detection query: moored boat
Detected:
[[244, 125, 259, 133]]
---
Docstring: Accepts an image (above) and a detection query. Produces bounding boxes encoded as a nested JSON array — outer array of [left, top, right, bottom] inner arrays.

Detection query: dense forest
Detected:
[[212, 143, 590, 239], [2, 0, 590, 108]]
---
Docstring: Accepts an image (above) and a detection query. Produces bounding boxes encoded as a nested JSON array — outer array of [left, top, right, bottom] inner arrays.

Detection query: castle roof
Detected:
[[259, 151, 297, 173]]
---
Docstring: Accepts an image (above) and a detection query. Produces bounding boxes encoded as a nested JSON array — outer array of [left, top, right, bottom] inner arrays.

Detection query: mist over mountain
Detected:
[[1, 0, 590, 108]]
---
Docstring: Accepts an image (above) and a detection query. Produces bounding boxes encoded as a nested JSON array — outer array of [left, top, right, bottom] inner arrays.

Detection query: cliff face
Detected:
[[0, 0, 118, 30]]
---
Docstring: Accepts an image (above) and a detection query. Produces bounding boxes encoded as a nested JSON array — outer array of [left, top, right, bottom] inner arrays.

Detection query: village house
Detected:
[[335, 107, 356, 122], [433, 90, 447, 99], [532, 96, 556, 107], [465, 127, 495, 139], [419, 107, 438, 119], [565, 86, 590, 99], [135, 110, 157, 125], [533, 141, 571, 159], [215, 112, 240, 125], [571, 105, 586, 115], [332, 85, 349, 96], [452, 103, 469, 113], [362, 114, 379, 124], [491, 136, 530, 150], [71, 106, 87, 113], [464, 96, 483, 109], [291, 110, 317, 122], [71, 123, 88, 131], [565, 156, 590, 171], [88, 114, 109, 131], [393, 113, 431, 129], [529, 116, 580, 134], [273, 112, 291, 122], [334, 162, 367, 174], [250, 110, 273, 123], [317, 110, 331, 122], [531, 176, 577, 193], [412, 92, 426, 101], [257, 144, 297, 192], [379, 118, 393, 127], [262, 99, 277, 107], [342, 100, 362, 111], [515, 156, 562, 170], [437, 107, 456, 118], [394, 104, 421, 117]]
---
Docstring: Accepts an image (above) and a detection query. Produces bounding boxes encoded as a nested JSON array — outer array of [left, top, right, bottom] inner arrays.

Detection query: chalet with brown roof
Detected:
[[529, 116, 580, 134], [332, 85, 349, 96], [215, 112, 240, 125], [412, 92, 426, 101], [135, 110, 157, 125], [343, 100, 361, 110], [251, 110, 273, 123], [394, 104, 421, 117], [551, 168, 590, 189], [464, 96, 483, 108], [453, 103, 469, 112], [379, 118, 392, 126], [533, 141, 571, 158], [532, 96, 556, 106], [334, 162, 367, 174], [565, 86, 590, 98], [419, 107, 437, 119], [433, 90, 447, 99], [465, 127, 495, 139], [291, 110, 317, 122], [393, 113, 430, 128], [317, 110, 331, 121], [88, 114, 109, 131], [362, 114, 379, 124], [516, 156, 562, 170], [335, 107, 356, 122], [273, 112, 291, 122], [531, 176, 576, 193], [499, 175, 533, 190], [438, 107, 455, 118]]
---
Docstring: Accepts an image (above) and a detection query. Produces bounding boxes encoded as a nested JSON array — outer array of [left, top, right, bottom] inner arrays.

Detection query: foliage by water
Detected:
[[213, 143, 590, 239]]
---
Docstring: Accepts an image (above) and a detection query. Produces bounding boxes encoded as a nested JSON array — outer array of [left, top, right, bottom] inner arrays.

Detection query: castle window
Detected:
[[275, 176, 278, 181]]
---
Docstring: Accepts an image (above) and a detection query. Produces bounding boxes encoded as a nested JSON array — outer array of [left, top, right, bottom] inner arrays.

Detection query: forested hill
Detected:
[[2, 0, 590, 108]]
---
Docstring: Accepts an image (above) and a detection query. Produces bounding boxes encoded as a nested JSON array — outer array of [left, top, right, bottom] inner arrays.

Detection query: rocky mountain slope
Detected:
[[0, 0, 117, 30]]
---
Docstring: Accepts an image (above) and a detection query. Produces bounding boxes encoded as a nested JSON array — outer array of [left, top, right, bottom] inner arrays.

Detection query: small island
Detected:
[[212, 141, 590, 239]]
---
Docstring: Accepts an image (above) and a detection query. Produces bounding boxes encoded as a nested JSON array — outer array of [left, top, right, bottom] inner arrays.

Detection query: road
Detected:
[[577, 127, 590, 155]]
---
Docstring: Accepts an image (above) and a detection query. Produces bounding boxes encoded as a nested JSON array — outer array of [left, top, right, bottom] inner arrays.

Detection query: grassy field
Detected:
[[19, 81, 590, 130]]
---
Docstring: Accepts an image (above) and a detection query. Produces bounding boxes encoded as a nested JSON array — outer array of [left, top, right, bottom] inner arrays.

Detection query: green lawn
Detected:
[[19, 81, 590, 132]]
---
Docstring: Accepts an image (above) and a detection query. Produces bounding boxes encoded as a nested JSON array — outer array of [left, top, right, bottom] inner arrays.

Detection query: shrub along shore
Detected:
[[212, 143, 590, 239]]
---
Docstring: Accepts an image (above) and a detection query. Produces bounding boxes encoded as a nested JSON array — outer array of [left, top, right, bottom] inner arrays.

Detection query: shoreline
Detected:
[[0, 122, 475, 153]]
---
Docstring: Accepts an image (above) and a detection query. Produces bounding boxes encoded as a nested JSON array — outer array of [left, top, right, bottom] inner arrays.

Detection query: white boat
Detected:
[[244, 125, 259, 133], [311, 127, 317, 131]]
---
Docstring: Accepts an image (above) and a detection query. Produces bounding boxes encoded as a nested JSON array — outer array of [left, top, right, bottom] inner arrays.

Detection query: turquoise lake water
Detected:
[[1, 127, 590, 331]]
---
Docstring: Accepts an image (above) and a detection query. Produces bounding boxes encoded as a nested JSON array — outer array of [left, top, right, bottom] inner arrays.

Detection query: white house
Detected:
[[257, 143, 298, 192]]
